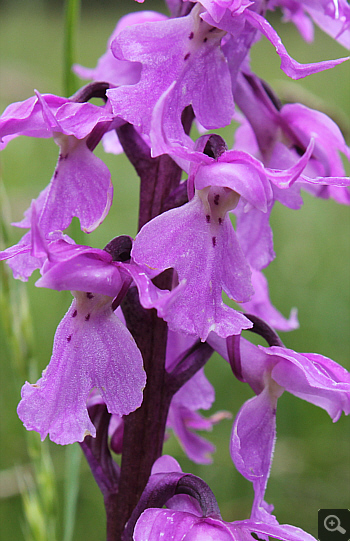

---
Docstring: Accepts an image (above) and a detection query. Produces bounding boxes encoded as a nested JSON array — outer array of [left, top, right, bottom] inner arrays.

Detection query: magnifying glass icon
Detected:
[[324, 515, 347, 534]]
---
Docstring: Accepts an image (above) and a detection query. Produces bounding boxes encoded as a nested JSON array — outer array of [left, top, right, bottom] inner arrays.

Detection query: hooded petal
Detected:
[[134, 508, 317, 541], [36, 252, 124, 298], [0, 94, 66, 146], [0, 92, 113, 145], [134, 509, 234, 541], [264, 346, 350, 420]]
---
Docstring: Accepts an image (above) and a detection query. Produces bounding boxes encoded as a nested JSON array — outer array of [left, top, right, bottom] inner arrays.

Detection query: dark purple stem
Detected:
[[244, 313, 285, 347], [116, 123, 183, 231], [110, 284, 171, 540], [162, 180, 189, 212], [69, 81, 117, 152], [70, 81, 110, 103], [80, 404, 119, 498], [166, 340, 214, 394], [109, 296, 214, 540], [116, 106, 194, 231], [105, 109, 195, 539], [227, 334, 245, 382]]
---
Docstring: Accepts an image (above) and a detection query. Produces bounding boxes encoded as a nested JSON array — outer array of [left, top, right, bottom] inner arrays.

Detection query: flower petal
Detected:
[[17, 294, 146, 444]]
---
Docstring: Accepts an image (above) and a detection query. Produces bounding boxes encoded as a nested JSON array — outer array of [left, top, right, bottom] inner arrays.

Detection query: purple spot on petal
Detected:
[[72, 310, 77, 318], [209, 27, 216, 32], [54, 170, 58, 179], [203, 37, 208, 43], [67, 335, 72, 342], [59, 153, 68, 161], [218, 217, 222, 225], [85, 313, 91, 321], [86, 292, 94, 299], [189, 32, 194, 40], [214, 194, 220, 206], [206, 214, 211, 223], [184, 52, 190, 61], [272, 408, 277, 415], [212, 236, 217, 247]]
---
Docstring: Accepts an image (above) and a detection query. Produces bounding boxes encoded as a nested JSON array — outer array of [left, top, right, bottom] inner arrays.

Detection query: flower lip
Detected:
[[195, 160, 271, 212]]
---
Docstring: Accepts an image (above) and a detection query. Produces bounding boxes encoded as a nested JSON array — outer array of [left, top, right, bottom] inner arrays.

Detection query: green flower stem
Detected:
[[63, 0, 81, 97]]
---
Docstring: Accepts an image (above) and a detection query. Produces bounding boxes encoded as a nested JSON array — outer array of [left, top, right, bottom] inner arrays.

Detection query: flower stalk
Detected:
[[0, 1, 349, 539]]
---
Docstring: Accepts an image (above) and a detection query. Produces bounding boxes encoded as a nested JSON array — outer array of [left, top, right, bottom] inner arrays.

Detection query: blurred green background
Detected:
[[0, 1, 349, 540]]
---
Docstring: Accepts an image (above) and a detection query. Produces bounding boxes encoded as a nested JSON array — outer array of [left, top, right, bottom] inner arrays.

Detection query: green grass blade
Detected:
[[63, 443, 82, 541]]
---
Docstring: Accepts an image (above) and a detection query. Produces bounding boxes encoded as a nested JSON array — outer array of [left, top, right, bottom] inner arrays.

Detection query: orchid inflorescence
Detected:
[[1, 0, 349, 539]]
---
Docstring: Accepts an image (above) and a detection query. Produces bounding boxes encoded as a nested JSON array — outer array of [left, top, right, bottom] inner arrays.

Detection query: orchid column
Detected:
[[0, 1, 349, 541]]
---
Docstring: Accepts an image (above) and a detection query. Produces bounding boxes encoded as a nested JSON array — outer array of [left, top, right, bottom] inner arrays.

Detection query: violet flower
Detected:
[[131, 185, 253, 341], [17, 290, 146, 445], [131, 115, 315, 338], [73, 10, 168, 156], [234, 72, 350, 205], [0, 90, 115, 236], [132, 456, 317, 541], [16, 231, 149, 445], [1, 0, 348, 535], [107, 3, 235, 144], [0, 91, 123, 280], [229, 338, 350, 522], [150, 83, 317, 270], [108, 0, 348, 152], [15, 218, 182, 446], [135, 100, 314, 337]]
